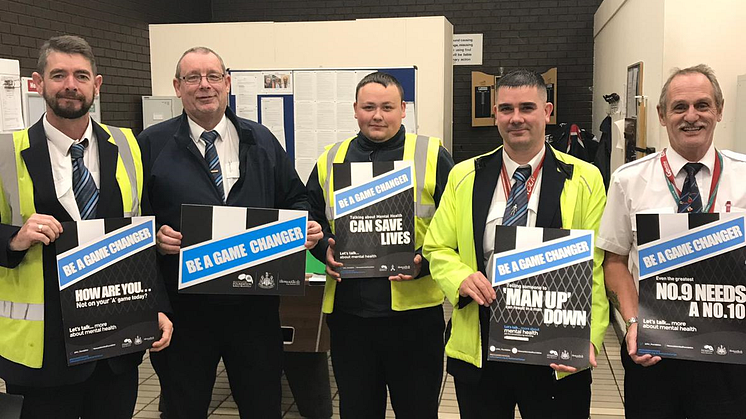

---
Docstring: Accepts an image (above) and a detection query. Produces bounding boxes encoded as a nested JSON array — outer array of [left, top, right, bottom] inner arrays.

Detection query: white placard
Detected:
[[453, 34, 483, 66]]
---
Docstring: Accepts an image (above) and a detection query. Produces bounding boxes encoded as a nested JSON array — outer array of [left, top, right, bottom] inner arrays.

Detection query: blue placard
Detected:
[[334, 165, 413, 219], [638, 217, 746, 280], [179, 215, 307, 288], [493, 233, 594, 286], [57, 219, 156, 290]]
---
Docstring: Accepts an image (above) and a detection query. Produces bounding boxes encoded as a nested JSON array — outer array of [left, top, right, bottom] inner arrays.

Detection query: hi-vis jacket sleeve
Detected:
[[423, 167, 477, 306], [581, 167, 609, 354]]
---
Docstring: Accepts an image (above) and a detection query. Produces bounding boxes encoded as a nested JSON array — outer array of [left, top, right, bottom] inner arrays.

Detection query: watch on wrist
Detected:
[[625, 316, 638, 328]]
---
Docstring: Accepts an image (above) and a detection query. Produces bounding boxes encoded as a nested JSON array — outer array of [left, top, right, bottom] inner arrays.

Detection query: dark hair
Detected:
[[496, 69, 547, 101], [355, 72, 404, 101], [37, 35, 97, 75], [175, 46, 227, 78], [659, 64, 724, 113]]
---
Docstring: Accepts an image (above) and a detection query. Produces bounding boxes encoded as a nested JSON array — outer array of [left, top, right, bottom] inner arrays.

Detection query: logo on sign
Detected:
[[233, 273, 254, 288], [259, 272, 275, 289]]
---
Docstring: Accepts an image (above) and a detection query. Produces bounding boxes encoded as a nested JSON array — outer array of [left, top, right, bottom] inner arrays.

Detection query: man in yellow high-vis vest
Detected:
[[306, 72, 454, 418], [0, 35, 172, 419], [424, 70, 608, 419]]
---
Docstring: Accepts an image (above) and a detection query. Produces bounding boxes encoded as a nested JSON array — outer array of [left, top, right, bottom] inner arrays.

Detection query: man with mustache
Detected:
[[138, 46, 322, 418], [599, 64, 746, 418], [306, 72, 454, 418], [424, 69, 608, 418], [0, 35, 172, 418]]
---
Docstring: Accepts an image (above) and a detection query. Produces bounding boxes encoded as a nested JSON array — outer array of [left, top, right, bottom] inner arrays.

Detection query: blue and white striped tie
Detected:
[[502, 165, 532, 227], [201, 130, 225, 202], [70, 140, 98, 220]]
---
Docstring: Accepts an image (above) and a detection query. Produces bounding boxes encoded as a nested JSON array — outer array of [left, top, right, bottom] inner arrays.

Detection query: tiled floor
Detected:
[[1, 303, 626, 418]]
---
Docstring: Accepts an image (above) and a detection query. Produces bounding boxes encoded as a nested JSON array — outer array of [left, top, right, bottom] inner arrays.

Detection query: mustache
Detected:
[[56, 91, 84, 100], [679, 122, 704, 129]]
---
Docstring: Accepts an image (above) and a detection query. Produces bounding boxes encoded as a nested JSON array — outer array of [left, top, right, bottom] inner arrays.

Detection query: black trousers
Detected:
[[151, 302, 283, 419], [454, 361, 591, 419], [284, 351, 333, 419], [622, 338, 746, 419], [5, 362, 137, 419], [327, 305, 445, 419]]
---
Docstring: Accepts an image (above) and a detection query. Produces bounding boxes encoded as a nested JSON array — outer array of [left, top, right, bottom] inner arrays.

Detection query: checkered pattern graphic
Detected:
[[490, 261, 593, 328]]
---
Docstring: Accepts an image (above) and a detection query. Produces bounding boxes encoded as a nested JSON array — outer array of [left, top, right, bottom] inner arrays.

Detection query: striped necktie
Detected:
[[678, 163, 703, 213], [70, 139, 99, 220], [201, 130, 225, 202], [502, 165, 532, 226]]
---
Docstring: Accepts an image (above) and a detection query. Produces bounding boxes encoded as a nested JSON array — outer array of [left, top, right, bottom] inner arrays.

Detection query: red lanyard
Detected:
[[659, 148, 723, 213], [501, 151, 546, 201]]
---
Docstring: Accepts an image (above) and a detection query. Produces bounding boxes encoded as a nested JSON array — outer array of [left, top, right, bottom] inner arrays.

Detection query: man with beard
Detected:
[[0, 35, 172, 419]]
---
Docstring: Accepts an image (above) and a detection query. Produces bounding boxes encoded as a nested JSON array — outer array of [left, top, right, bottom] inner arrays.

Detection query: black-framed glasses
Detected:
[[180, 73, 225, 85]]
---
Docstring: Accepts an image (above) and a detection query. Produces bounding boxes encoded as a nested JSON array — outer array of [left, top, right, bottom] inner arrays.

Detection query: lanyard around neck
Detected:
[[500, 151, 546, 201], [659, 148, 723, 213]]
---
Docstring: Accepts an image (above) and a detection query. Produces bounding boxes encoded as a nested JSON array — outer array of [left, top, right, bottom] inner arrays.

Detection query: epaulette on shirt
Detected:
[[611, 150, 660, 176], [721, 149, 746, 163]]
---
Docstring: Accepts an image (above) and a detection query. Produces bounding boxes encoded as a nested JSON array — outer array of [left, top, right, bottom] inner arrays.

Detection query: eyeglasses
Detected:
[[180, 73, 225, 85]]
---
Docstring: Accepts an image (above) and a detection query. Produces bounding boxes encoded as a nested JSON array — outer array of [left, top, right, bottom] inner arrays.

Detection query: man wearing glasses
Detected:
[[138, 46, 322, 418]]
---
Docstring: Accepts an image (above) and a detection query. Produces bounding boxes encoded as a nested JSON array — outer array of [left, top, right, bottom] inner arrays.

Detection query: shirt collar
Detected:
[[502, 143, 546, 179], [188, 114, 228, 145], [43, 113, 94, 156], [666, 144, 716, 176]]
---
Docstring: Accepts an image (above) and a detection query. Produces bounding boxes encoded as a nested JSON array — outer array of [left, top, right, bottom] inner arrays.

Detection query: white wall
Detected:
[[149, 17, 454, 150], [593, 0, 664, 172], [594, 0, 746, 169], [662, 0, 746, 153]]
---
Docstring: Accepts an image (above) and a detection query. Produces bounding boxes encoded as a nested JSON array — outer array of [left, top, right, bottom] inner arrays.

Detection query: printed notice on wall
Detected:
[[453, 34, 483, 66]]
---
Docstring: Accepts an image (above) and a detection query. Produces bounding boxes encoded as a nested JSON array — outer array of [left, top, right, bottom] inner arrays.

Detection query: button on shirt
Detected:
[[44, 114, 98, 221], [597, 145, 746, 282], [483, 145, 545, 279], [187, 115, 240, 199]]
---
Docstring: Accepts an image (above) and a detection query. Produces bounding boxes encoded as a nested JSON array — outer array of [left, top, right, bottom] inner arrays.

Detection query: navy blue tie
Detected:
[[678, 163, 703, 213], [201, 130, 225, 202], [502, 166, 532, 226], [70, 140, 98, 220]]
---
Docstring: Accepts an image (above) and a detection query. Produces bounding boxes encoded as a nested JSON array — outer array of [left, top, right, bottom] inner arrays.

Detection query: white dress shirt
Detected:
[[597, 145, 746, 282], [187, 115, 240, 199], [44, 114, 98, 221], [483, 145, 546, 278]]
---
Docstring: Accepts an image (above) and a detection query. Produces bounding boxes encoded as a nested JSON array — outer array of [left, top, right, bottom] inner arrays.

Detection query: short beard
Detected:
[[44, 91, 93, 120]]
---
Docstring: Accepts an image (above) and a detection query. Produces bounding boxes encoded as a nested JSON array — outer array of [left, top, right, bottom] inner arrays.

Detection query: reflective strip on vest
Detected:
[[0, 301, 43, 321], [412, 135, 436, 219], [105, 126, 140, 216], [0, 133, 22, 226], [322, 140, 349, 221]]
